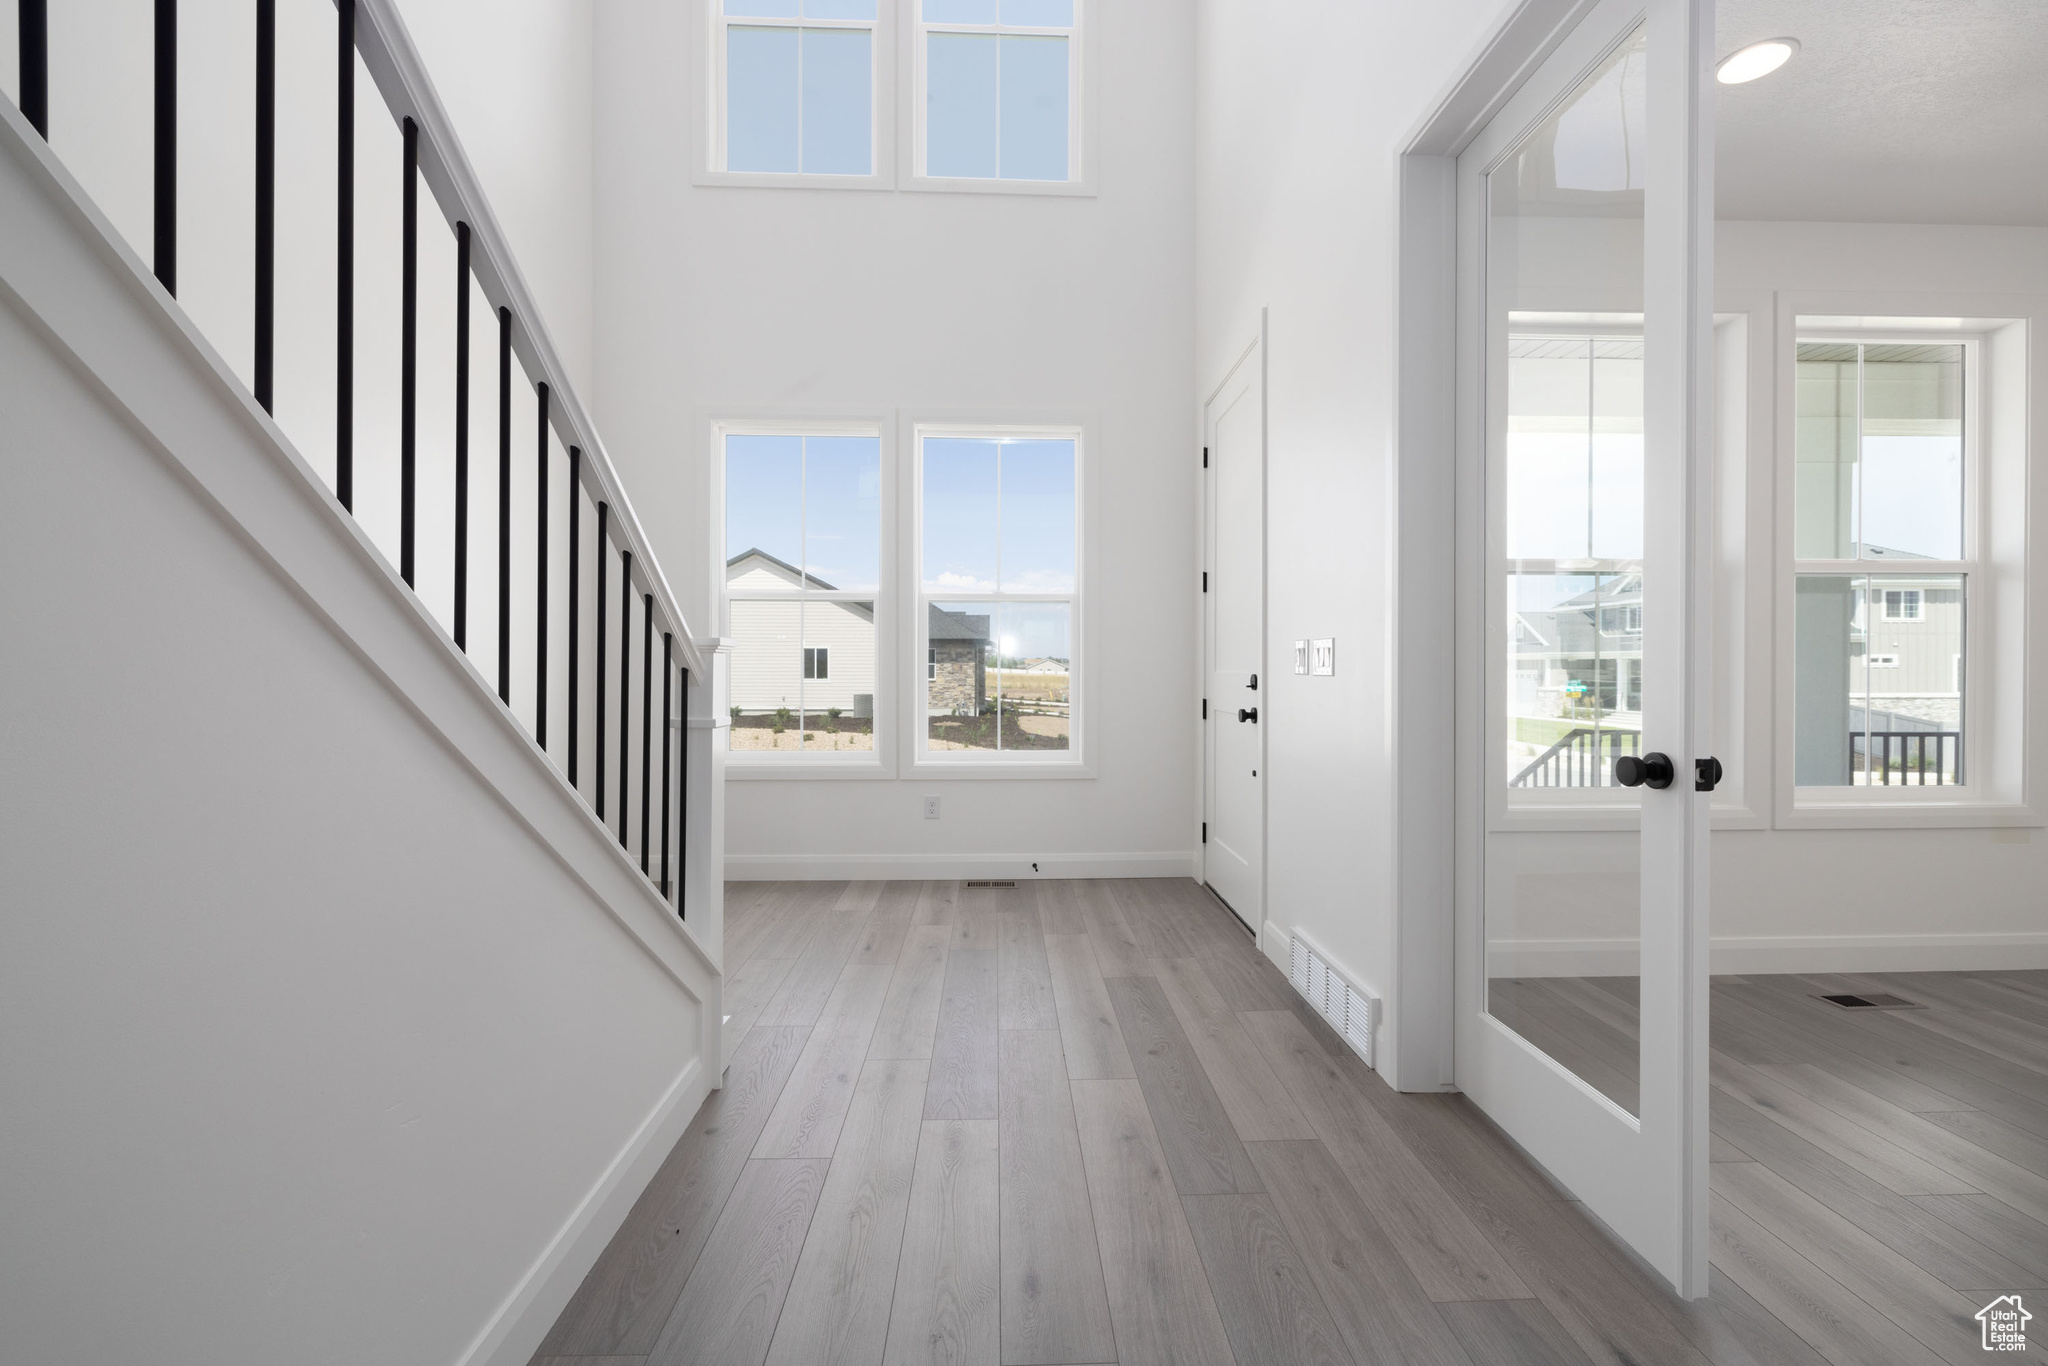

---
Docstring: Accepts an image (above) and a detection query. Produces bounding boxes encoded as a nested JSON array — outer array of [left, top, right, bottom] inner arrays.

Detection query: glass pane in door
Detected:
[[1486, 25, 1647, 1117]]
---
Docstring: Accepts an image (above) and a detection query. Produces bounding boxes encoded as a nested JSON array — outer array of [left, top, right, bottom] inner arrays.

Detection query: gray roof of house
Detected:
[[929, 604, 989, 642]]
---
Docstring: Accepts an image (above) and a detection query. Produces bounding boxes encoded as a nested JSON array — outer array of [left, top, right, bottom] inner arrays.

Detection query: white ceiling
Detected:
[[1715, 0, 2048, 226]]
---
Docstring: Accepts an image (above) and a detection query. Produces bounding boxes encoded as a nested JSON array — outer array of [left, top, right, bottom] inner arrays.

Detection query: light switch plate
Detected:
[[1293, 641, 1309, 674], [1311, 639, 1336, 676]]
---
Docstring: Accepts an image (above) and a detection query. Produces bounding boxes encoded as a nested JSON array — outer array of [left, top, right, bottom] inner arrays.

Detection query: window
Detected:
[[918, 429, 1077, 759], [1792, 340, 1970, 787], [918, 0, 1077, 182], [725, 429, 882, 756], [719, 0, 876, 175], [1599, 604, 1642, 636], [1500, 329, 1645, 788]]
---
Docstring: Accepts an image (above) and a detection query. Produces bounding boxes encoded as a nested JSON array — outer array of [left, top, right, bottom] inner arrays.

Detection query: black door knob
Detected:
[[1614, 752, 1674, 789], [1237, 707, 1259, 723]]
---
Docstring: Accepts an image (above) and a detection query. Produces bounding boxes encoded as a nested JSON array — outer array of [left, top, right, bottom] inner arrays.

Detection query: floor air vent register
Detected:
[[1288, 931, 1380, 1069]]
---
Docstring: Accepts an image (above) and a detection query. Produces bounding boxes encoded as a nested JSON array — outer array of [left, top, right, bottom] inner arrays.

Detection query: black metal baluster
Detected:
[[497, 307, 511, 704], [618, 550, 632, 847], [595, 503, 609, 819], [536, 383, 549, 748], [399, 117, 417, 586], [568, 447, 581, 787], [453, 223, 470, 649], [640, 593, 652, 874], [253, 0, 274, 411], [660, 632, 672, 897], [154, 0, 176, 293], [336, 0, 353, 509], [19, 0, 47, 138]]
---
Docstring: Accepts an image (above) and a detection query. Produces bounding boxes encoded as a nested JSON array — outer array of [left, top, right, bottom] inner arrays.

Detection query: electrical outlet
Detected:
[[924, 796, 941, 820], [1311, 638, 1336, 676], [1293, 640, 1309, 674]]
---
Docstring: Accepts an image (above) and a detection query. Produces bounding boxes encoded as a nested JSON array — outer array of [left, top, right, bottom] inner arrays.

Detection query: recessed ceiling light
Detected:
[[1716, 38, 1799, 84]]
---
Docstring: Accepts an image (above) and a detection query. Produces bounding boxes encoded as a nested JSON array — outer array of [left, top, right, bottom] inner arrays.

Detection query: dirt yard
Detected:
[[730, 713, 875, 751]]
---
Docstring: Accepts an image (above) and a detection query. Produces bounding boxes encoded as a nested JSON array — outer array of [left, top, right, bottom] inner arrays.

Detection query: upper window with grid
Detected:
[[720, 0, 877, 176], [919, 1, 1077, 182]]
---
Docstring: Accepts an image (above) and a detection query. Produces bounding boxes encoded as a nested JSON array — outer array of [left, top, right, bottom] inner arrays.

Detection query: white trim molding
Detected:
[[724, 850, 1193, 880], [1489, 932, 2048, 978]]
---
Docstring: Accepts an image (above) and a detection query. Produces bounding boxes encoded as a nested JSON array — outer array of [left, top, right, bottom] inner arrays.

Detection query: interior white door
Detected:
[[1452, 0, 1712, 1296], [1204, 340, 1263, 931]]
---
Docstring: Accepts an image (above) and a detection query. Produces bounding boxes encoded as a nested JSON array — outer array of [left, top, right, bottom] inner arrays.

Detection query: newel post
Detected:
[[686, 636, 732, 1081]]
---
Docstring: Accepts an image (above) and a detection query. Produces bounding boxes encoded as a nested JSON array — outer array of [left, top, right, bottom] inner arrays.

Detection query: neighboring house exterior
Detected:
[[727, 549, 876, 716], [1018, 657, 1070, 674], [928, 605, 990, 716], [1844, 571, 1964, 729], [1512, 574, 1644, 722]]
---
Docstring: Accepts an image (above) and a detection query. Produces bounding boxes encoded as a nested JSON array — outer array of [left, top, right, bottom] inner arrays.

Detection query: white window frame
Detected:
[[905, 0, 1096, 197], [1770, 295, 2040, 827], [697, 0, 895, 191], [716, 414, 896, 777], [1487, 317, 1655, 831], [907, 419, 1090, 776]]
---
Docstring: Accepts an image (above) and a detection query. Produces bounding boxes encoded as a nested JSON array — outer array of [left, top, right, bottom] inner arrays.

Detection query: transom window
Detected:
[[725, 430, 882, 756], [719, 0, 877, 175], [918, 429, 1078, 759], [918, 0, 1077, 182]]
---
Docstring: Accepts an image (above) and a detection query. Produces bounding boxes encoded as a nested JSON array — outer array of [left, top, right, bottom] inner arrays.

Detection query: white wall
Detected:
[[594, 0, 1198, 878], [397, 0, 596, 394], [1708, 219, 2048, 970], [1194, 0, 1520, 1066], [0, 108, 711, 1365]]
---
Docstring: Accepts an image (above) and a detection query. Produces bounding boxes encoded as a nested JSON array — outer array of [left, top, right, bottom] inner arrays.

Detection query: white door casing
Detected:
[[1204, 334, 1264, 931]]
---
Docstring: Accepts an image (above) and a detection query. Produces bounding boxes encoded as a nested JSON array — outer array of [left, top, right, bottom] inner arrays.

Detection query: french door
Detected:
[[1453, 0, 1713, 1295]]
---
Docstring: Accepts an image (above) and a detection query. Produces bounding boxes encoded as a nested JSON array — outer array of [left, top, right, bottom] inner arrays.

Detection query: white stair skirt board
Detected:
[[723, 851, 1197, 881], [1286, 929, 1382, 1070], [1489, 931, 2048, 978]]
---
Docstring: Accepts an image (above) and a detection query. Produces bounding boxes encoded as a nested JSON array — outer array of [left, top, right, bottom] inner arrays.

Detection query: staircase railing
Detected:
[[8, 0, 703, 915]]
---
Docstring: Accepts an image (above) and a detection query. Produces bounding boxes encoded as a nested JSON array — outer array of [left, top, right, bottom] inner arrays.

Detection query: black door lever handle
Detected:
[[1237, 707, 1259, 724], [1614, 752, 1674, 789]]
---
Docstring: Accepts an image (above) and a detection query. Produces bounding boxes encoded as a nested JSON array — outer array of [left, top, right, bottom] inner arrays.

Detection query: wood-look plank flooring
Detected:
[[536, 881, 2048, 1366]]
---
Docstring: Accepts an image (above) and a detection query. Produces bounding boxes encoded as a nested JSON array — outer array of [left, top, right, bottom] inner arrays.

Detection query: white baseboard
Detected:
[[467, 1057, 710, 1366], [1489, 931, 2048, 979], [723, 850, 1198, 881]]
